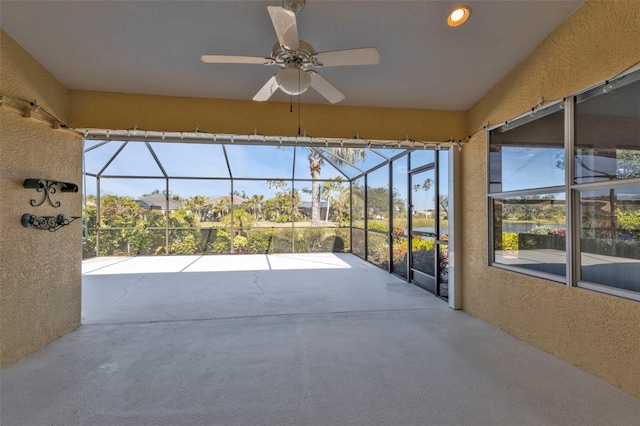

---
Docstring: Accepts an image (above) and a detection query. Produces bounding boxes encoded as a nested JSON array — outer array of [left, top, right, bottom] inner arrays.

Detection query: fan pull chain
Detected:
[[298, 85, 301, 136]]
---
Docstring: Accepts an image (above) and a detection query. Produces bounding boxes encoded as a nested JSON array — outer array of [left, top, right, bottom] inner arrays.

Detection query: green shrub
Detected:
[[294, 231, 309, 253], [334, 228, 351, 251], [233, 235, 249, 249], [322, 235, 345, 252], [367, 221, 387, 232], [170, 232, 205, 255], [210, 230, 231, 254], [303, 228, 325, 252], [501, 232, 518, 251], [247, 229, 276, 253], [528, 225, 556, 235], [412, 237, 435, 252], [272, 238, 292, 253]]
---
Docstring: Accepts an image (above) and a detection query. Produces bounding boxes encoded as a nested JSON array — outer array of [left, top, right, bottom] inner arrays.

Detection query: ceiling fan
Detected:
[[201, 0, 380, 104]]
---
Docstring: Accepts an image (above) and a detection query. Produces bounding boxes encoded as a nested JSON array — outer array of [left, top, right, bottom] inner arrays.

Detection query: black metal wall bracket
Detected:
[[23, 179, 78, 208], [21, 213, 80, 232]]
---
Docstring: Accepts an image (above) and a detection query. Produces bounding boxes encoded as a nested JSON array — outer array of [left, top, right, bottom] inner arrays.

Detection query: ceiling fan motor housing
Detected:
[[271, 40, 316, 68]]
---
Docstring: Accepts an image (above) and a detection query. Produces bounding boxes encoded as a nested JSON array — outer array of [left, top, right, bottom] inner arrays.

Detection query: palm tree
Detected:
[[185, 195, 207, 221], [321, 177, 344, 222], [422, 178, 433, 217], [244, 194, 264, 220], [213, 197, 230, 221], [308, 148, 365, 225]]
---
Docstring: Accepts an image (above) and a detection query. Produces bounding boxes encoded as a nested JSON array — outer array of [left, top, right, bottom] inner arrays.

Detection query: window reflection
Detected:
[[575, 77, 640, 184], [493, 193, 567, 277], [489, 109, 565, 192], [579, 188, 640, 293]]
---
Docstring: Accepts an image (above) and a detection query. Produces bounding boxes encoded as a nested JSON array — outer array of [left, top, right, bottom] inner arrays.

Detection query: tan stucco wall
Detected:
[[68, 91, 467, 142], [0, 31, 82, 367], [463, 1, 640, 398]]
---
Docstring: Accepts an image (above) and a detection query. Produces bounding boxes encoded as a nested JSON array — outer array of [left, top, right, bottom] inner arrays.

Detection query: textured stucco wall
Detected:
[[463, 1, 640, 398], [0, 31, 82, 367], [68, 91, 467, 142]]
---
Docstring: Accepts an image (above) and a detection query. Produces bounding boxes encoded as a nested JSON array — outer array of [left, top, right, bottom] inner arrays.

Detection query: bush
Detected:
[[321, 235, 345, 252], [233, 235, 249, 250], [367, 233, 389, 268], [295, 232, 309, 253], [247, 229, 276, 254], [335, 228, 351, 252], [170, 233, 203, 255], [352, 229, 366, 257], [272, 238, 292, 253], [368, 221, 387, 232], [501, 232, 518, 251], [412, 237, 435, 252], [529, 225, 557, 235], [303, 228, 325, 252], [210, 230, 231, 254]]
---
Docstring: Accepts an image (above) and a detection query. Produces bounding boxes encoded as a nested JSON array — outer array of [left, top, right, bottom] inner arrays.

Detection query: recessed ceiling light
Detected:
[[447, 6, 471, 27]]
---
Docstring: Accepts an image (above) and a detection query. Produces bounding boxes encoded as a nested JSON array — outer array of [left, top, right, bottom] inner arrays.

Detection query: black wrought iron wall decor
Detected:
[[21, 213, 80, 232], [23, 178, 78, 208]]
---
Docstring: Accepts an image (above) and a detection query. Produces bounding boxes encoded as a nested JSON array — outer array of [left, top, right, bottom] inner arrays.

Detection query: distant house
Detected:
[[204, 195, 246, 207], [136, 195, 184, 213], [203, 195, 246, 220], [299, 201, 329, 219]]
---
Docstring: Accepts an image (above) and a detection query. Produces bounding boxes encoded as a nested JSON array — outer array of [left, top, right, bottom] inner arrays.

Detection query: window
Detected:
[[488, 68, 640, 300], [574, 71, 640, 296], [489, 105, 567, 280]]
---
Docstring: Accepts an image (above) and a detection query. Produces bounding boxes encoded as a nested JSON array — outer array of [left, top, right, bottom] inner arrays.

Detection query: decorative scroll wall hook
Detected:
[[23, 179, 78, 208], [21, 213, 80, 232]]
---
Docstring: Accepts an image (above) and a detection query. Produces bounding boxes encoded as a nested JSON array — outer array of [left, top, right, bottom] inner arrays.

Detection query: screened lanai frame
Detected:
[[82, 132, 461, 306], [81, 136, 421, 255], [83, 140, 362, 256]]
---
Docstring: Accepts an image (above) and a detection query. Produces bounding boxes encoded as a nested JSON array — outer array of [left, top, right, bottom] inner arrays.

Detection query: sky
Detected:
[[83, 140, 407, 202], [82, 140, 459, 210]]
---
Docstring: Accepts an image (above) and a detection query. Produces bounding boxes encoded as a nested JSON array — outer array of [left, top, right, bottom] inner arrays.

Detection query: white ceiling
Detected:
[[1, 0, 583, 111]]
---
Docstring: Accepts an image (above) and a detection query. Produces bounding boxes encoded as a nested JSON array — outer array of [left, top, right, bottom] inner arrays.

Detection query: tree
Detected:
[[308, 147, 365, 226], [212, 197, 231, 221], [244, 194, 265, 220], [321, 177, 344, 222], [221, 208, 255, 234], [184, 195, 208, 222], [501, 194, 557, 221], [265, 180, 301, 222], [392, 188, 407, 219], [367, 187, 389, 219], [439, 195, 449, 220], [413, 178, 433, 216]]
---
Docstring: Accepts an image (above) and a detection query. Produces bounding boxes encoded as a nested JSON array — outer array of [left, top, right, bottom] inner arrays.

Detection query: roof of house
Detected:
[[204, 195, 246, 206], [136, 195, 184, 210]]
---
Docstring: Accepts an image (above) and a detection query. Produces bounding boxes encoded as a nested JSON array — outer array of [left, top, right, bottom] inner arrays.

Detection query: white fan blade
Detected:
[[253, 75, 280, 102], [267, 6, 299, 51], [315, 48, 380, 67], [309, 72, 345, 104], [201, 55, 273, 65]]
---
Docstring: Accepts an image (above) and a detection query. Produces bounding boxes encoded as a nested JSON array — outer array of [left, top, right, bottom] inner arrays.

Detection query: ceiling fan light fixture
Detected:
[[447, 6, 471, 27], [276, 65, 311, 95]]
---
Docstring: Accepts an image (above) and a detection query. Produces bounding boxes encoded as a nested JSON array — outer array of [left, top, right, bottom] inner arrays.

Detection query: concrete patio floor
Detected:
[[1, 253, 639, 425]]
